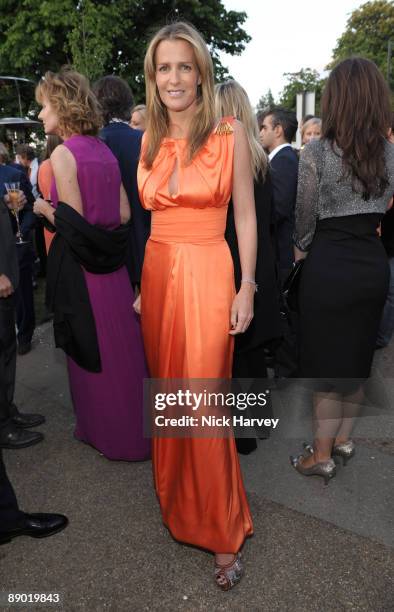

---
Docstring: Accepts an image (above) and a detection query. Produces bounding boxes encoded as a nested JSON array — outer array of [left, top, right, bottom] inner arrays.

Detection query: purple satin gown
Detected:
[[51, 135, 150, 461]]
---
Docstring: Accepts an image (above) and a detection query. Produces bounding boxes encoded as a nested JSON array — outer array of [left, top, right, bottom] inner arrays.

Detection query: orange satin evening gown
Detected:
[[138, 118, 253, 553]]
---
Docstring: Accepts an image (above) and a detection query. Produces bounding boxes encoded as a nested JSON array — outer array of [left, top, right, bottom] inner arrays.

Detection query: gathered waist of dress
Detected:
[[150, 206, 228, 244]]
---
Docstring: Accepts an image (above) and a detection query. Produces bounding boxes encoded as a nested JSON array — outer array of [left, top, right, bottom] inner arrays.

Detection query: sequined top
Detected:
[[294, 139, 394, 251]]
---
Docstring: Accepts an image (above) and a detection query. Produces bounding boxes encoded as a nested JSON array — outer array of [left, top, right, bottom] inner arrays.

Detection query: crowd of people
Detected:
[[1, 20, 394, 592]]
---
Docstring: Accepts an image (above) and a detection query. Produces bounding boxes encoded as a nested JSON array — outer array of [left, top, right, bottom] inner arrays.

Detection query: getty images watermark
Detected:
[[144, 379, 279, 437]]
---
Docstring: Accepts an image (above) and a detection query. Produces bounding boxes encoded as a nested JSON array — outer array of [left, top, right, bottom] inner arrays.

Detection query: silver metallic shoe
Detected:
[[290, 454, 336, 485], [214, 553, 243, 591], [332, 440, 355, 466], [303, 440, 356, 467]]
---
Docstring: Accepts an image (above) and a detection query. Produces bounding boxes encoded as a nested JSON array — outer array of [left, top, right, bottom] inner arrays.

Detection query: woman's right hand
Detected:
[[133, 294, 141, 315], [33, 197, 52, 217], [229, 283, 254, 335]]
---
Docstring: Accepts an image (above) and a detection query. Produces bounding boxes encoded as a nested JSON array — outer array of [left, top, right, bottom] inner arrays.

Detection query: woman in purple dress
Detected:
[[33, 68, 150, 462]]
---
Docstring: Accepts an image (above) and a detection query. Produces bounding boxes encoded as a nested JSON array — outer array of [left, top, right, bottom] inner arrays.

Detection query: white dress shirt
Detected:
[[268, 143, 292, 162], [29, 157, 39, 199]]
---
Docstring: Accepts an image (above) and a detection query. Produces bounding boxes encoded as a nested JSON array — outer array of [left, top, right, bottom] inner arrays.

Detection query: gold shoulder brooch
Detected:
[[214, 120, 234, 136]]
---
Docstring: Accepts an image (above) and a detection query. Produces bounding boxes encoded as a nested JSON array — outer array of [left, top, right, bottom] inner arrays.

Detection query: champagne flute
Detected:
[[4, 182, 27, 245]]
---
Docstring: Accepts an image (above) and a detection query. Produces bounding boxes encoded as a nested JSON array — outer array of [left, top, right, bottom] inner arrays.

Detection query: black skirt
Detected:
[[298, 214, 389, 380]]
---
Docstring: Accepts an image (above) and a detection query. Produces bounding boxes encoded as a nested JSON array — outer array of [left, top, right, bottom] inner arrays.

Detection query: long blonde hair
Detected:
[[215, 80, 267, 180], [143, 22, 215, 168]]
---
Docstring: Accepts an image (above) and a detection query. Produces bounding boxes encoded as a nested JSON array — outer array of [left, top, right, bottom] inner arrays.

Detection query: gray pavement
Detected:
[[1, 323, 393, 611]]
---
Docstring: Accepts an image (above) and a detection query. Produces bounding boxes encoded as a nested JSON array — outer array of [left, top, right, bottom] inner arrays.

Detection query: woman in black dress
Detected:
[[215, 80, 282, 454], [291, 58, 394, 483]]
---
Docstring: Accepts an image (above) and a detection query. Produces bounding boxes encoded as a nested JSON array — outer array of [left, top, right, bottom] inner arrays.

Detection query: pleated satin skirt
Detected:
[[141, 206, 253, 553]]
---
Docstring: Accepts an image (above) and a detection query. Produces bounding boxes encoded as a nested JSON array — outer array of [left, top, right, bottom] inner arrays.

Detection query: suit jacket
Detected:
[[269, 146, 299, 273], [0, 164, 35, 270], [225, 170, 282, 351], [100, 122, 151, 284], [0, 164, 36, 287], [0, 195, 18, 289]]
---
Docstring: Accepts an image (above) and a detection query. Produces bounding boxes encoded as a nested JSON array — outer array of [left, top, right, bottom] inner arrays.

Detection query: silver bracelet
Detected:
[[241, 278, 258, 292]]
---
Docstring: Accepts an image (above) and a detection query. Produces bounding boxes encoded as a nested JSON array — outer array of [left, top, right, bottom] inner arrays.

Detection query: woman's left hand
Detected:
[[229, 283, 255, 335], [33, 197, 52, 217]]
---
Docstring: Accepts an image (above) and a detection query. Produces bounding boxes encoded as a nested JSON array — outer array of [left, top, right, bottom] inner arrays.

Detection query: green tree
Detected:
[[328, 0, 394, 90], [256, 89, 275, 112], [0, 0, 250, 103], [279, 68, 324, 113], [69, 1, 132, 81]]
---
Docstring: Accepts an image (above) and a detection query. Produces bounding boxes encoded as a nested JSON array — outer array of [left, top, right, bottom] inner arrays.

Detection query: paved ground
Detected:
[[0, 322, 393, 611]]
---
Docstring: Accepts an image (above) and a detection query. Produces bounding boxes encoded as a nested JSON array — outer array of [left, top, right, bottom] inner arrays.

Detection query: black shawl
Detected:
[[46, 202, 130, 372]]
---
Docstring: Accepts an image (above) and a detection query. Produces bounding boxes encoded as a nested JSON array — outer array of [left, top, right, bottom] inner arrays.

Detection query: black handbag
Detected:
[[282, 259, 305, 312]]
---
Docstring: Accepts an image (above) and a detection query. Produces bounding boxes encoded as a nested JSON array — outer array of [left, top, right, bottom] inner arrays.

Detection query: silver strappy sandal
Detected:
[[214, 553, 243, 591]]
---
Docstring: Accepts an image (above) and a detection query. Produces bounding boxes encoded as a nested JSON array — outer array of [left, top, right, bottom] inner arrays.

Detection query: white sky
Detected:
[[220, 0, 362, 106]]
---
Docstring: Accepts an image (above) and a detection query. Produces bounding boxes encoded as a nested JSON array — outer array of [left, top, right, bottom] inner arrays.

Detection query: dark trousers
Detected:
[[273, 267, 300, 378], [15, 264, 35, 345], [34, 223, 47, 276], [0, 296, 17, 429], [233, 346, 274, 453], [232, 347, 273, 424], [280, 266, 292, 289], [0, 449, 23, 529]]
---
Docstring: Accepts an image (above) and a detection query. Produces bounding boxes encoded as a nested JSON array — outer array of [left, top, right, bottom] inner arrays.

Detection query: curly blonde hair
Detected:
[[143, 22, 215, 168], [36, 67, 101, 137]]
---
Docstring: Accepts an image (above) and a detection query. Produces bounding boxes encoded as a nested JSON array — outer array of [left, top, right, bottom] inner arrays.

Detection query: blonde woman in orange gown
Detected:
[[136, 22, 257, 590]]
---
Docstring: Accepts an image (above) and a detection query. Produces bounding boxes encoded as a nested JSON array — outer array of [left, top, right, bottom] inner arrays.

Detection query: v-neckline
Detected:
[[168, 157, 179, 199]]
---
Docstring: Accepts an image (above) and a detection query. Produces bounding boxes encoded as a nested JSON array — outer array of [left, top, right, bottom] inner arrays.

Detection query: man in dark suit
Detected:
[[93, 76, 151, 287], [258, 108, 299, 377], [259, 107, 299, 285], [0, 186, 67, 543], [0, 147, 37, 354], [16, 143, 48, 279], [0, 166, 44, 449]]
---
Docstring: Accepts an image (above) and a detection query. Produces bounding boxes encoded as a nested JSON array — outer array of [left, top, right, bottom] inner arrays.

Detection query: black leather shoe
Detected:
[[0, 427, 44, 449], [0, 513, 68, 544], [12, 411, 45, 429], [18, 342, 32, 355]]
